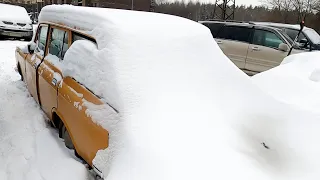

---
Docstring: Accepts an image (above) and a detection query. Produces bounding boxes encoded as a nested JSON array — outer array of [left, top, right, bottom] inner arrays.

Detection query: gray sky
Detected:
[[237, 0, 262, 6]]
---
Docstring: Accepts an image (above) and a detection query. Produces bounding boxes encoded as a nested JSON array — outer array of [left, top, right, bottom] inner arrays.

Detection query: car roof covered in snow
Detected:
[[39, 5, 202, 33], [253, 21, 314, 32]]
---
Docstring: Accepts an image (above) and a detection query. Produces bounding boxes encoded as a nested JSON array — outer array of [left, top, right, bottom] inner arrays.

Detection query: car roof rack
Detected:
[[204, 19, 249, 23]]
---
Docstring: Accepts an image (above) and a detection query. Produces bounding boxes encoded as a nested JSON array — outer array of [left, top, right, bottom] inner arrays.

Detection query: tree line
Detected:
[[154, 0, 320, 32]]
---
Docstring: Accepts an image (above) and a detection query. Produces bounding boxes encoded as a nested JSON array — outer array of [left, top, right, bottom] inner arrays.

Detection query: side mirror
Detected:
[[27, 42, 36, 54], [279, 43, 289, 52], [299, 38, 308, 44]]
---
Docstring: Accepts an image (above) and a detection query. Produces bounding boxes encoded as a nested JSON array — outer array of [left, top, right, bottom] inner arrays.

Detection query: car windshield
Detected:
[[304, 29, 320, 44]]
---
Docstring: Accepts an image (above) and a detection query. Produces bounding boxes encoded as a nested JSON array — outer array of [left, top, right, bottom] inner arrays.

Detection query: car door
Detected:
[[245, 29, 288, 73], [215, 25, 252, 70], [25, 24, 49, 104], [37, 26, 70, 119]]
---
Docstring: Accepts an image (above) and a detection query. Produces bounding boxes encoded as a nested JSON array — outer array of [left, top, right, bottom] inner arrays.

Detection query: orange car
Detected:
[[15, 22, 109, 177]]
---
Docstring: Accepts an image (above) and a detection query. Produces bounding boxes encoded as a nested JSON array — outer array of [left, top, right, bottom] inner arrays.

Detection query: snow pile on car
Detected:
[[252, 51, 320, 113], [39, 5, 320, 180], [0, 3, 31, 23]]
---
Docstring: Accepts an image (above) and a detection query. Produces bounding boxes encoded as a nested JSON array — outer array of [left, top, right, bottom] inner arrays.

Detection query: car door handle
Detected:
[[252, 47, 260, 51], [52, 78, 57, 86], [33, 62, 37, 69]]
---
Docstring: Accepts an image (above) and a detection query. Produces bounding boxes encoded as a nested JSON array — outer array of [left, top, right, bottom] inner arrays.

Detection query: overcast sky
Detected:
[[237, 0, 262, 6]]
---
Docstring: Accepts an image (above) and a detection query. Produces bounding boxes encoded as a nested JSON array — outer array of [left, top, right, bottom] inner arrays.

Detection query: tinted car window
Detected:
[[36, 26, 48, 54], [284, 28, 307, 42], [217, 26, 251, 43], [202, 23, 224, 37], [48, 28, 69, 60], [252, 29, 284, 49], [72, 33, 96, 44]]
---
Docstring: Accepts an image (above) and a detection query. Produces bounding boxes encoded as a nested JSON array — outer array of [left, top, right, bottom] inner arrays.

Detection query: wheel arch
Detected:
[[51, 108, 88, 164]]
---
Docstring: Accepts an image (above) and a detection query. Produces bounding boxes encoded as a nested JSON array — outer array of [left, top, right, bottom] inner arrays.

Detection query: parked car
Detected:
[[0, 3, 33, 41], [199, 20, 305, 75], [253, 22, 320, 51], [15, 5, 241, 180], [15, 13, 108, 178]]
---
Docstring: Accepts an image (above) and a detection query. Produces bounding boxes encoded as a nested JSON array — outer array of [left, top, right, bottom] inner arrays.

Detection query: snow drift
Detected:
[[253, 51, 320, 113], [39, 5, 320, 180]]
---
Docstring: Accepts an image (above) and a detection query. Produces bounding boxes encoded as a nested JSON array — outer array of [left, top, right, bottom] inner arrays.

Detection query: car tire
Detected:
[[17, 64, 23, 81], [61, 123, 75, 150]]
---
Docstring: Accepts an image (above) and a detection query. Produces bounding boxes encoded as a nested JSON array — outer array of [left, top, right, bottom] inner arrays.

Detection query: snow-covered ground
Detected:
[[0, 40, 91, 180]]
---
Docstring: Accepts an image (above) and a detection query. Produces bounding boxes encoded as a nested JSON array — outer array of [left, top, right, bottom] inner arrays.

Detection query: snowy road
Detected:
[[0, 41, 90, 180]]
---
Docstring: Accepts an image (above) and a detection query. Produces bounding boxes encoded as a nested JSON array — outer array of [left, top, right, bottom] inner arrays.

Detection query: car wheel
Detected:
[[61, 124, 75, 150], [17, 64, 23, 81]]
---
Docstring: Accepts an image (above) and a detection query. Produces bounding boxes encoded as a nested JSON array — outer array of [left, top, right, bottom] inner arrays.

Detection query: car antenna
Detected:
[[287, 20, 305, 56]]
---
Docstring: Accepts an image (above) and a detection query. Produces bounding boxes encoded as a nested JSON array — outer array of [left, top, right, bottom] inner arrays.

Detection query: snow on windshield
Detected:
[[39, 5, 320, 180], [304, 28, 320, 44], [0, 3, 31, 23]]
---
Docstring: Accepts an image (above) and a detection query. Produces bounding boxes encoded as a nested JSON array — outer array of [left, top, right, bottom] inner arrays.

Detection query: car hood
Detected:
[[0, 4, 31, 24]]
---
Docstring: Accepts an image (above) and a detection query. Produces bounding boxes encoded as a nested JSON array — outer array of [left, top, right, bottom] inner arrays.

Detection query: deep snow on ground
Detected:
[[0, 41, 91, 180]]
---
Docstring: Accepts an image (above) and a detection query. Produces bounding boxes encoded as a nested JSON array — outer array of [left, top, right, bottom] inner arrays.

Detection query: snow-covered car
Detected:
[[252, 51, 320, 113], [0, 3, 33, 41], [14, 4, 320, 180]]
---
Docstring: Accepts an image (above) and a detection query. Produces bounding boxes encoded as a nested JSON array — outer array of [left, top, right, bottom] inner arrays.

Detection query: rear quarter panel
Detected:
[[57, 76, 109, 166]]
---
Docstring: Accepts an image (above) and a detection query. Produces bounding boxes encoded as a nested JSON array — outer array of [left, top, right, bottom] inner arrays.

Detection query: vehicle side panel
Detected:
[[25, 53, 42, 104], [57, 77, 109, 165], [215, 38, 249, 69], [245, 44, 287, 72], [38, 60, 61, 119]]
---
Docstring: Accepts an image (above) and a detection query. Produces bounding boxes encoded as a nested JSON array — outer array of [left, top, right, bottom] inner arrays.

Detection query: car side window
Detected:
[[252, 30, 284, 49], [48, 28, 69, 60], [35, 26, 48, 55], [216, 26, 251, 43], [284, 28, 298, 41], [72, 33, 96, 44], [72, 34, 86, 42]]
